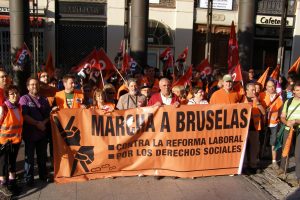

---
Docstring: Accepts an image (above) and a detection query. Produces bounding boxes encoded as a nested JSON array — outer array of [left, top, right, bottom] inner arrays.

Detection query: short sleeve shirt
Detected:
[[282, 98, 300, 130]]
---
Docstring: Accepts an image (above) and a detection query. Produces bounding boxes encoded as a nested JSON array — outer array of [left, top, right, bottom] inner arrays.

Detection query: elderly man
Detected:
[[19, 77, 52, 186], [259, 80, 283, 170], [116, 78, 147, 110], [148, 78, 180, 107], [147, 78, 179, 180], [210, 74, 240, 104]]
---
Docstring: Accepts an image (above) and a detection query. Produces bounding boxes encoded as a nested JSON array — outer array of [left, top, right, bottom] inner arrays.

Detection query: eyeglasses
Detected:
[[8, 92, 18, 96]]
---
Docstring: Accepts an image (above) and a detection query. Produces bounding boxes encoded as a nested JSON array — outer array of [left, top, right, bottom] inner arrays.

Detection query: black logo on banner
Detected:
[[54, 116, 95, 176]]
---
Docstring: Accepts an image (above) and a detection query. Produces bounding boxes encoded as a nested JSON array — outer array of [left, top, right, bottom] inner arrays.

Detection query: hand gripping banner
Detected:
[[51, 104, 252, 183]]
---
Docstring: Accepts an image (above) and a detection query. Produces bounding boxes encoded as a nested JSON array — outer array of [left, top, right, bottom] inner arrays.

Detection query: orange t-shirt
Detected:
[[210, 88, 240, 104]]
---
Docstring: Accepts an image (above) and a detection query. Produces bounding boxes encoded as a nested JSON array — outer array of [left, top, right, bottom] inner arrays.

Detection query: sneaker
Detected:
[[0, 184, 12, 197], [271, 162, 280, 170]]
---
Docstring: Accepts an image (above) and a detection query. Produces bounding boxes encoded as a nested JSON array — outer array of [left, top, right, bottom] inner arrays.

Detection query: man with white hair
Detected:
[[148, 78, 180, 107]]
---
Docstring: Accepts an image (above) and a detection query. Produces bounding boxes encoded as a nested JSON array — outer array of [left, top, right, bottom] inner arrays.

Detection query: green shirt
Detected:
[[65, 92, 74, 108], [282, 98, 300, 130]]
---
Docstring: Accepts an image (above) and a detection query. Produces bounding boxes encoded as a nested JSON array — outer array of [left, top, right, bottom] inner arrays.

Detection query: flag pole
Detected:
[[98, 68, 105, 88], [113, 64, 127, 84]]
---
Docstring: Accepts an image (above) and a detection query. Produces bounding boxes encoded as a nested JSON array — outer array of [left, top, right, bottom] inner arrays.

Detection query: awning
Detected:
[[0, 15, 44, 27]]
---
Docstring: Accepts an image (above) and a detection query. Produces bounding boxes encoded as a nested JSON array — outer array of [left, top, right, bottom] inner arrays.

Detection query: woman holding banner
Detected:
[[91, 88, 115, 112]]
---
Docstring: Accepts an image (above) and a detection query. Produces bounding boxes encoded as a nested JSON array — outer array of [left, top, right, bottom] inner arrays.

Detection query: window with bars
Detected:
[[56, 21, 106, 71], [0, 28, 44, 74], [150, 0, 176, 8], [257, 0, 297, 15], [148, 20, 173, 46]]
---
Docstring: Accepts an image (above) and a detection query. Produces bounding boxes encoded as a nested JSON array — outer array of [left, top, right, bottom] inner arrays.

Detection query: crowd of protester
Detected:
[[0, 63, 299, 198]]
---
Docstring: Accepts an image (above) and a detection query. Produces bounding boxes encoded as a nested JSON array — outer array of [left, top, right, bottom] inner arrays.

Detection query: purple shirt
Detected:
[[19, 94, 51, 141]]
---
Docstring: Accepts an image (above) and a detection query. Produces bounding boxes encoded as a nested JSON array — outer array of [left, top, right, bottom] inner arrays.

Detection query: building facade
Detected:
[[0, 0, 299, 74], [193, 0, 299, 74]]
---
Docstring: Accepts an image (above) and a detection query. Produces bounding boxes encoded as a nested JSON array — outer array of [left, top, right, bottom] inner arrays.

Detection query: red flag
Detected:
[[160, 47, 174, 71], [228, 21, 239, 72], [71, 49, 98, 72], [118, 40, 124, 55], [14, 42, 32, 67], [97, 48, 114, 71], [45, 52, 55, 78], [176, 47, 188, 63], [231, 63, 243, 82], [172, 66, 193, 87], [288, 57, 300, 74], [195, 59, 212, 75], [233, 81, 245, 96], [270, 64, 280, 81], [122, 52, 131, 73], [257, 67, 270, 88]]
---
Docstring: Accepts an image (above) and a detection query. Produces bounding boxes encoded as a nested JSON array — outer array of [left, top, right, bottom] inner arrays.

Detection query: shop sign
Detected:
[[199, 0, 233, 10], [0, 7, 44, 14], [0, 7, 9, 13], [256, 15, 294, 27]]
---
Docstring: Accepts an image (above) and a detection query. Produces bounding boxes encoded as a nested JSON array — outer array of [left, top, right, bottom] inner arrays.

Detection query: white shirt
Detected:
[[187, 98, 208, 105], [160, 93, 172, 105]]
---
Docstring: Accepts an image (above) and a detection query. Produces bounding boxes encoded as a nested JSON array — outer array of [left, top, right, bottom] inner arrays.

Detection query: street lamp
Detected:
[[205, 0, 213, 63]]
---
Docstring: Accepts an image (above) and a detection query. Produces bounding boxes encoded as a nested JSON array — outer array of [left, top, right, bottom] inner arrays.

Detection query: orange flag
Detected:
[[288, 57, 300, 73], [257, 67, 270, 88], [45, 52, 55, 78], [270, 64, 280, 81], [282, 128, 294, 157]]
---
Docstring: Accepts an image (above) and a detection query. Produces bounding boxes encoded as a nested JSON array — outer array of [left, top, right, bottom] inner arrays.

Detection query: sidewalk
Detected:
[[7, 144, 300, 200], [245, 157, 300, 200], [15, 175, 272, 200]]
